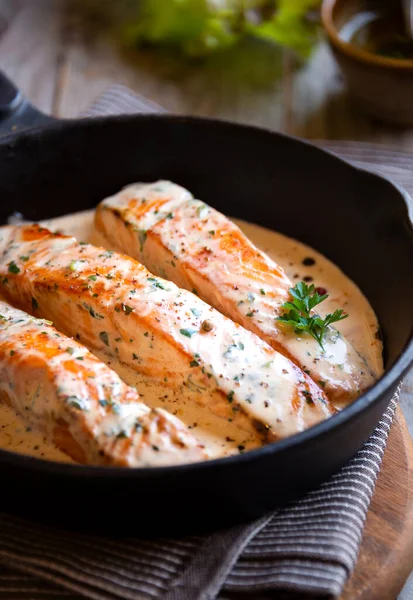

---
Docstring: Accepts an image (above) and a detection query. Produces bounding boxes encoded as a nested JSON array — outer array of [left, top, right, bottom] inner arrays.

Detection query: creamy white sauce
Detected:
[[0, 404, 73, 462], [0, 209, 383, 463]]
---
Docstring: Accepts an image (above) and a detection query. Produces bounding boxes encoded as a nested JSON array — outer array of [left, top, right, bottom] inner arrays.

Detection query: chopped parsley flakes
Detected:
[[8, 261, 20, 274], [180, 328, 198, 338]]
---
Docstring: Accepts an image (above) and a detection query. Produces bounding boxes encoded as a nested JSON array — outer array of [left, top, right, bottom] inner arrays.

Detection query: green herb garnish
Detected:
[[185, 373, 206, 393], [99, 331, 109, 346], [122, 304, 134, 315], [147, 277, 166, 290], [83, 303, 104, 320], [66, 396, 88, 411], [119, 1, 320, 59], [277, 282, 348, 350], [138, 230, 147, 252], [180, 328, 198, 338], [223, 344, 237, 359], [8, 261, 20, 274], [197, 204, 208, 219], [69, 260, 80, 271]]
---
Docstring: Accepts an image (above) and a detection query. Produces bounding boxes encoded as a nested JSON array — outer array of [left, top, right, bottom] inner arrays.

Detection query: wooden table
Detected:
[[2, 0, 413, 151], [1, 2, 413, 599]]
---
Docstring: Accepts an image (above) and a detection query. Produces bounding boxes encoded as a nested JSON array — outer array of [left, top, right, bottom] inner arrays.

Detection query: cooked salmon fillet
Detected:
[[95, 181, 377, 406], [0, 224, 333, 443], [0, 299, 205, 466]]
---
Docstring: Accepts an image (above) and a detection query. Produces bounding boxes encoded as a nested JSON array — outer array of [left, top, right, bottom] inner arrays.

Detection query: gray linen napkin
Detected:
[[0, 87, 411, 600]]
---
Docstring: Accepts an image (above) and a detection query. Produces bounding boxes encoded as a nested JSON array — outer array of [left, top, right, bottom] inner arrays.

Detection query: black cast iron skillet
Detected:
[[0, 73, 412, 535]]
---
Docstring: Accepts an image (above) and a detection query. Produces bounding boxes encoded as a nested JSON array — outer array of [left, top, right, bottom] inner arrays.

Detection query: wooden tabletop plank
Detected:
[[341, 408, 413, 600], [58, 11, 287, 128]]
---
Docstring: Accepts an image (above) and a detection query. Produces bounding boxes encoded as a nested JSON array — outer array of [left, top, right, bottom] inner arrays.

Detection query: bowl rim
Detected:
[[321, 0, 413, 70]]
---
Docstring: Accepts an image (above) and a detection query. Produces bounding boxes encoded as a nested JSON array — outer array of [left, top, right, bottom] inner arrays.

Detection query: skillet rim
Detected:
[[0, 112, 412, 477]]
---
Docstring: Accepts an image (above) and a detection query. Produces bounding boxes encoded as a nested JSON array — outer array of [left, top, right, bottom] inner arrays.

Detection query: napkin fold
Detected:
[[0, 86, 411, 600]]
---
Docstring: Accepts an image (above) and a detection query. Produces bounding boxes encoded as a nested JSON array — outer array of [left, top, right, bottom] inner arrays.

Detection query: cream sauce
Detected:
[[0, 209, 383, 463]]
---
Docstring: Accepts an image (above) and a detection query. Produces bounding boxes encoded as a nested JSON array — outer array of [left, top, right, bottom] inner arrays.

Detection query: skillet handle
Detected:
[[0, 71, 55, 136]]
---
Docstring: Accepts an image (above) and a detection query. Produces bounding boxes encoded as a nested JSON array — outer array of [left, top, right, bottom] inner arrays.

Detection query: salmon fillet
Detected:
[[0, 224, 333, 443], [0, 299, 205, 466], [95, 181, 377, 406]]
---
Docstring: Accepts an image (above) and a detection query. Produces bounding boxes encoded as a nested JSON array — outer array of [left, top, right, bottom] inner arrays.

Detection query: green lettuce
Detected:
[[120, 0, 321, 58]]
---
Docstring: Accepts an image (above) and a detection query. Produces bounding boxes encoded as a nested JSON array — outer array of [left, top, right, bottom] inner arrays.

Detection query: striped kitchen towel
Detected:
[[0, 86, 411, 600]]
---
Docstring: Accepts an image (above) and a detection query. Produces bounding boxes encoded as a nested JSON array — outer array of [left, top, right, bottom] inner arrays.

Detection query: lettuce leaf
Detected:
[[120, 0, 321, 58]]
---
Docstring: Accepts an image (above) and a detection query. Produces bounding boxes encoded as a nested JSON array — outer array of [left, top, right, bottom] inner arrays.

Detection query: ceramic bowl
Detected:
[[322, 0, 413, 125]]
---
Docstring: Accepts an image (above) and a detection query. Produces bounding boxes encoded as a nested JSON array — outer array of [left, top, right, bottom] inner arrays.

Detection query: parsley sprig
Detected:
[[277, 282, 348, 350]]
